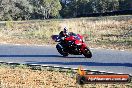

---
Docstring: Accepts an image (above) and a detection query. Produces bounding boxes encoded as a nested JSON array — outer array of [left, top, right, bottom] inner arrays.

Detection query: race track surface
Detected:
[[0, 44, 132, 75]]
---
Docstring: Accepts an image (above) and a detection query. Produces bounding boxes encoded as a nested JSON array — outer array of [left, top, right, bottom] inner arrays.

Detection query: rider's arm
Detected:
[[56, 31, 64, 42]]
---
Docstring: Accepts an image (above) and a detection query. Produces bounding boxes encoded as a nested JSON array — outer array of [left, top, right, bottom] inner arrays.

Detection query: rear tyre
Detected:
[[82, 47, 92, 58], [56, 44, 68, 57]]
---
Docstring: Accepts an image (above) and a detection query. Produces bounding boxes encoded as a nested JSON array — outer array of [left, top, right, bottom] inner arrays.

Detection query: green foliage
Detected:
[[0, 0, 131, 20], [26, 0, 62, 19], [50, 0, 62, 17], [0, 0, 61, 20], [60, 0, 131, 18], [119, 0, 132, 10], [0, 0, 34, 20]]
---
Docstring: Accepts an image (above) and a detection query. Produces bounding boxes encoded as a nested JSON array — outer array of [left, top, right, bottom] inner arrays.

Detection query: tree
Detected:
[[60, 0, 77, 18], [0, 0, 33, 20], [119, 0, 132, 10], [30, 0, 61, 19], [0, 0, 131, 20], [0, 0, 16, 20], [89, 0, 119, 13], [76, 0, 90, 16], [15, 0, 34, 20]]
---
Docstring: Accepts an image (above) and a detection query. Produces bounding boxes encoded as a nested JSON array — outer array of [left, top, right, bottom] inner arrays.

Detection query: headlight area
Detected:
[[82, 38, 85, 42]]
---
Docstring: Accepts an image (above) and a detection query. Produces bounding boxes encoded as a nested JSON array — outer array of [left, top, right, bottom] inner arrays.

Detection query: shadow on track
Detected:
[[25, 61, 132, 67], [0, 55, 61, 57], [0, 55, 85, 58]]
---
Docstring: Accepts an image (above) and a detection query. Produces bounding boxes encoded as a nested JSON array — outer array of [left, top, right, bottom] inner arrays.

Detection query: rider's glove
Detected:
[[56, 39, 60, 42], [61, 37, 65, 40]]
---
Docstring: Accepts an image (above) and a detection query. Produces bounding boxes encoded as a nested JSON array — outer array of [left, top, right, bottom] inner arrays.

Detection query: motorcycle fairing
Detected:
[[75, 40, 82, 45]]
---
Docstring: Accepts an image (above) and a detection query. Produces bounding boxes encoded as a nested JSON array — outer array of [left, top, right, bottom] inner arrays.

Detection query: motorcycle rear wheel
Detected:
[[82, 47, 92, 58]]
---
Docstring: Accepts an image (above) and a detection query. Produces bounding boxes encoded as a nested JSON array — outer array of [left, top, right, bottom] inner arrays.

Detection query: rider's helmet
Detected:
[[63, 27, 68, 35]]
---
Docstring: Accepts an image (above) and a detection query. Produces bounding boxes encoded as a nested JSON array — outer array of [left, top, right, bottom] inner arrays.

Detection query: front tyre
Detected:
[[82, 47, 92, 58], [56, 44, 68, 57]]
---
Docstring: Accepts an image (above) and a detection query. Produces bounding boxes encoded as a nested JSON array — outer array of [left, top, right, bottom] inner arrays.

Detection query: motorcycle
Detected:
[[54, 32, 92, 58]]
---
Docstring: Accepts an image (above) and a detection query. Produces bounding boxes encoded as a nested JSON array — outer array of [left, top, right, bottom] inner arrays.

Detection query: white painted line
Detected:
[[8, 62, 14, 63], [42, 65, 51, 67], [0, 61, 4, 63], [28, 64, 41, 66]]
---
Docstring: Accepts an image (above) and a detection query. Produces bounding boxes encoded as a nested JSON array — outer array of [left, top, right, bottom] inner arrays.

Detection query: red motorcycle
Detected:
[[54, 32, 92, 58]]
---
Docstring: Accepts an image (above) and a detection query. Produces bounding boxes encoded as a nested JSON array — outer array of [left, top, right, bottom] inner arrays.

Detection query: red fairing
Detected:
[[77, 34, 87, 50], [75, 40, 82, 45], [65, 36, 75, 41], [81, 43, 87, 51]]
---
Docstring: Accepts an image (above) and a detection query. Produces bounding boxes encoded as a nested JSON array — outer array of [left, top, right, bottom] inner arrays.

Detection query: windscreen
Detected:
[[69, 32, 81, 40]]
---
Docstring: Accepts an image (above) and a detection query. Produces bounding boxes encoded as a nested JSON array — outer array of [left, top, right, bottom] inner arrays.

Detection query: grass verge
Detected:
[[0, 15, 132, 51], [0, 63, 132, 88]]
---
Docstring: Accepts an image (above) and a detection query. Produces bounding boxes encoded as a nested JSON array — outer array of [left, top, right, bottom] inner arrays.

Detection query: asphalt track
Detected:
[[0, 44, 132, 75]]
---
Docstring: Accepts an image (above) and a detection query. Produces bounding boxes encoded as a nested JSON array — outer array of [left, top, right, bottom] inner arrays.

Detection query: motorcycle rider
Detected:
[[57, 27, 69, 42], [56, 27, 70, 51]]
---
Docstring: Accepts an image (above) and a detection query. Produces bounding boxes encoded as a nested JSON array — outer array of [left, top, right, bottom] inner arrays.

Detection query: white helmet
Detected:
[[63, 27, 68, 34]]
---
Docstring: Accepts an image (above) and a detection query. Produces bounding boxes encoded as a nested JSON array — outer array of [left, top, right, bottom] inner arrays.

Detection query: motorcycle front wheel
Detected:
[[82, 47, 92, 58]]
